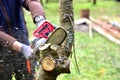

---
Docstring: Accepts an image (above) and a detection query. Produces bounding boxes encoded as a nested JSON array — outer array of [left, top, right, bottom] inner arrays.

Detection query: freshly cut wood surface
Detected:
[[41, 57, 55, 71]]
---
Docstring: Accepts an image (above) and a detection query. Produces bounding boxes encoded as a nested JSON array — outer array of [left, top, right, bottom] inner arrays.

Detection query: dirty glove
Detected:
[[12, 41, 33, 59], [35, 15, 45, 27], [21, 44, 33, 59]]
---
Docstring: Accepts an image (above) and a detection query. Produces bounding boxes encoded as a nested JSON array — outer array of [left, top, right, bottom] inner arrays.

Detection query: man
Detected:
[[0, 0, 46, 80]]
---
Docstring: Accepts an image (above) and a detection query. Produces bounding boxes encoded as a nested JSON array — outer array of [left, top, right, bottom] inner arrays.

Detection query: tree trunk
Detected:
[[87, 0, 91, 2], [40, 0, 43, 5], [93, 0, 97, 5], [45, 0, 49, 3], [116, 0, 120, 2], [59, 0, 74, 57]]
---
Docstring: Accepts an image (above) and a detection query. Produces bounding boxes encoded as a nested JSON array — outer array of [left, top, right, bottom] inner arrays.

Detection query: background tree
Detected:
[[45, 0, 49, 3], [116, 0, 120, 2], [93, 0, 97, 5], [39, 0, 43, 5]]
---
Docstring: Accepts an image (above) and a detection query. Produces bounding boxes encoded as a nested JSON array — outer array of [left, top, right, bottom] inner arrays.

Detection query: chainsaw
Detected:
[[31, 20, 67, 54], [27, 20, 67, 74]]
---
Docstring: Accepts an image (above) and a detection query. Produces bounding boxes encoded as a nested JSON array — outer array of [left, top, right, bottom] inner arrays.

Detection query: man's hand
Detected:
[[12, 41, 33, 59], [21, 44, 33, 59], [35, 15, 45, 27]]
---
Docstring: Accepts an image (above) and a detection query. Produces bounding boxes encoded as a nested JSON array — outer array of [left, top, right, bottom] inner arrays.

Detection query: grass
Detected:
[[23, 0, 120, 80], [57, 32, 120, 80]]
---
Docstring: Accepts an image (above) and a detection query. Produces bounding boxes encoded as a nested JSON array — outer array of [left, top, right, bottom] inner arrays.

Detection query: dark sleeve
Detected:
[[0, 31, 17, 49], [23, 0, 45, 22]]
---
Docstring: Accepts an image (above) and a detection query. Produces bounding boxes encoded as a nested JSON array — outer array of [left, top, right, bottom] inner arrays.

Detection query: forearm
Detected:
[[0, 31, 16, 49], [0, 31, 22, 52], [24, 0, 45, 22], [12, 41, 22, 52]]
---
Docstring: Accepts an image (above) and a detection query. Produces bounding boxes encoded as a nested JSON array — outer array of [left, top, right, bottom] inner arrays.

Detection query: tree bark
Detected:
[[59, 0, 74, 57]]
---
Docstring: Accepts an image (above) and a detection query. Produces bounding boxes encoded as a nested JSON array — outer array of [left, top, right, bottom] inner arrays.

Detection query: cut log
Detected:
[[35, 45, 70, 80], [41, 57, 55, 71]]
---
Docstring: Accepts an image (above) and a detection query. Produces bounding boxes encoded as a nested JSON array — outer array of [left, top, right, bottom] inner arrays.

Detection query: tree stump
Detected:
[[35, 44, 70, 80]]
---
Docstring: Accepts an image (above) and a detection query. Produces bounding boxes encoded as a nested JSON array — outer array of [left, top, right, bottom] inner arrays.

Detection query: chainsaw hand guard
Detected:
[[33, 20, 55, 39]]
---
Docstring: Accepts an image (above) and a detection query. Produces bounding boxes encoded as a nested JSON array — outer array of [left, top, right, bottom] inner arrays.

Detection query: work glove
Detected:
[[21, 44, 33, 59], [12, 41, 33, 59], [35, 15, 45, 28]]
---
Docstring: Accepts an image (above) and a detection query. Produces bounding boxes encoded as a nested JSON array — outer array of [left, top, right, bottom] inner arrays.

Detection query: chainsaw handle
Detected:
[[33, 21, 54, 38]]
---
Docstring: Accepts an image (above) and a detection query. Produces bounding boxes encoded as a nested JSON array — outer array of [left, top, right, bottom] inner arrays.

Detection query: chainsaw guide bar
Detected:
[[46, 27, 67, 45]]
